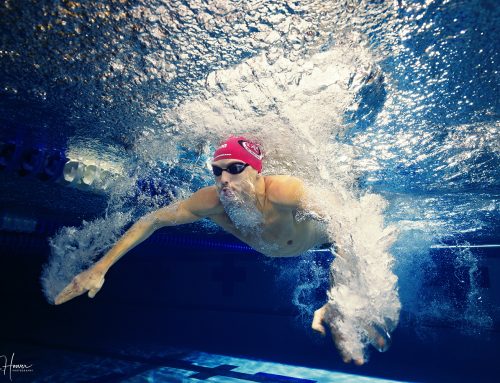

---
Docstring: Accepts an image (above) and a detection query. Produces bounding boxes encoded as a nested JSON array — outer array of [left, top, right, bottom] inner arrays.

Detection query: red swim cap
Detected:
[[212, 136, 263, 173]]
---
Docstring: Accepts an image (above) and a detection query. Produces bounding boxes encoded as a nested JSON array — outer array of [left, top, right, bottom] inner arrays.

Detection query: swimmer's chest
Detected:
[[210, 204, 297, 238], [261, 207, 297, 242], [261, 209, 319, 256]]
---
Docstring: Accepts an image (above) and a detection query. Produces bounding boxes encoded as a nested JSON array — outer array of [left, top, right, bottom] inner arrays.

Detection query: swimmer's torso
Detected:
[[208, 177, 329, 257]]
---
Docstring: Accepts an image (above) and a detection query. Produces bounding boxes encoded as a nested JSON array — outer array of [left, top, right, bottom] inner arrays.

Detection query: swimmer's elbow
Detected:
[[138, 213, 163, 233]]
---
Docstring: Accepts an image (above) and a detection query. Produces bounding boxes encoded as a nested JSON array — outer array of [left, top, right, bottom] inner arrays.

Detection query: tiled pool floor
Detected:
[[1, 340, 411, 383], [123, 351, 411, 383]]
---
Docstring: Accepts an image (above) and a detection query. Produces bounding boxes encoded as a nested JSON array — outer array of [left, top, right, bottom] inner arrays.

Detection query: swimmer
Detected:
[[54, 135, 386, 365]]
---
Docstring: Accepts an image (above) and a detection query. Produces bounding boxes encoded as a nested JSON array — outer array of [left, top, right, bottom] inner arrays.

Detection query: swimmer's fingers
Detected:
[[333, 333, 364, 365], [88, 275, 105, 299], [323, 304, 365, 366], [54, 268, 106, 304], [311, 305, 328, 336], [327, 321, 362, 365], [311, 304, 365, 365], [312, 303, 340, 339], [353, 357, 365, 366], [366, 324, 391, 353], [54, 277, 86, 305]]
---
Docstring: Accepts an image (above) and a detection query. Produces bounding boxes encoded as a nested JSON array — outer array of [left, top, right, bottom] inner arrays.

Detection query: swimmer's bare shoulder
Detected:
[[265, 175, 305, 208]]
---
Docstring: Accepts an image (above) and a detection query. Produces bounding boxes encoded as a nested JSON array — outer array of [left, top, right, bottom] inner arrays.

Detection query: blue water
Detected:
[[0, 0, 499, 382]]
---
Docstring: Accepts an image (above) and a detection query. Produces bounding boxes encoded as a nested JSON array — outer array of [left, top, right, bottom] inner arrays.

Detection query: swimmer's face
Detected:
[[212, 159, 259, 201]]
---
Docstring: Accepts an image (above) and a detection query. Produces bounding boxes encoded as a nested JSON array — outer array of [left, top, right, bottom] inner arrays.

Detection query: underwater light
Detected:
[[0, 139, 127, 193], [61, 158, 123, 193], [61, 145, 127, 193], [0, 140, 67, 181]]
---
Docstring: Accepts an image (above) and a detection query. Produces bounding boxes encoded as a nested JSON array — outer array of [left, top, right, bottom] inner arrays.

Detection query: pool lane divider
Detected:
[[0, 139, 122, 193], [0, 140, 67, 182]]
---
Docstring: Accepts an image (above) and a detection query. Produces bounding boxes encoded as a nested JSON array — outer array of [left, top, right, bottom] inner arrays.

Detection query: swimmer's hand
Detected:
[[54, 264, 106, 305], [312, 303, 391, 365], [312, 303, 365, 365]]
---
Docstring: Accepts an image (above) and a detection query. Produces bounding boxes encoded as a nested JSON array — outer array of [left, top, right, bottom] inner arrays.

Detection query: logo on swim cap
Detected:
[[239, 140, 263, 160]]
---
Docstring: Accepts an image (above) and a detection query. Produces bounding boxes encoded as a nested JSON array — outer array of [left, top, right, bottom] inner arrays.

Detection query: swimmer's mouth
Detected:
[[220, 188, 235, 197]]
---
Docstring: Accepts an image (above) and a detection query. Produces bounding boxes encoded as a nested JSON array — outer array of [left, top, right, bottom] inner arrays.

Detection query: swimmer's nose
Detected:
[[218, 180, 229, 190], [220, 171, 231, 184]]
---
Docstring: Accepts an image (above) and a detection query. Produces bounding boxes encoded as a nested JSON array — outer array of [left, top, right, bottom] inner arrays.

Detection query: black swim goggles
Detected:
[[212, 162, 249, 176]]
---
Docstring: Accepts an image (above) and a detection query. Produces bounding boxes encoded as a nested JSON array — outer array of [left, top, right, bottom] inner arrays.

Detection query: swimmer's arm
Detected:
[[95, 186, 222, 272], [54, 187, 222, 305], [272, 178, 367, 363]]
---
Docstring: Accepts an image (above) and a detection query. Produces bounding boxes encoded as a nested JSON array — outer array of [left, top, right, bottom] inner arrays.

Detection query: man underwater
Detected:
[[54, 135, 388, 365]]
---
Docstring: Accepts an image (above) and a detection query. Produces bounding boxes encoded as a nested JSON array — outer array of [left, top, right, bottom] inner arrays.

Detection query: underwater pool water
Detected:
[[0, 0, 499, 382]]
